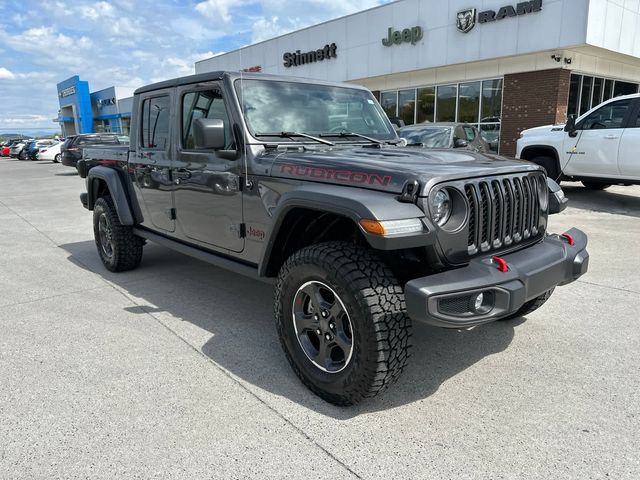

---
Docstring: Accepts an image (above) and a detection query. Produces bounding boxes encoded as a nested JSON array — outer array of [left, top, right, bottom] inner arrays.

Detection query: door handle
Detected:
[[604, 135, 618, 139]]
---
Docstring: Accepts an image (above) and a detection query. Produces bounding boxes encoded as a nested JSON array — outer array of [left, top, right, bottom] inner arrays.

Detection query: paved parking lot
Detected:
[[1, 157, 639, 479]]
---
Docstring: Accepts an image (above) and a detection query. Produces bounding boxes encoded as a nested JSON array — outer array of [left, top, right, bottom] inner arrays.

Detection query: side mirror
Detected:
[[388, 117, 406, 129], [454, 138, 468, 148], [193, 118, 226, 150], [564, 115, 578, 137], [547, 178, 568, 214]]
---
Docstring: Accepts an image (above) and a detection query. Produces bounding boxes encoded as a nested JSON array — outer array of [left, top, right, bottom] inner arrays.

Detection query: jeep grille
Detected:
[[464, 173, 545, 255]]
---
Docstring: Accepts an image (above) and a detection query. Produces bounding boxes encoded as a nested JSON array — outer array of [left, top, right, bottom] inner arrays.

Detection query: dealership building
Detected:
[[196, 0, 640, 156], [54, 76, 133, 137]]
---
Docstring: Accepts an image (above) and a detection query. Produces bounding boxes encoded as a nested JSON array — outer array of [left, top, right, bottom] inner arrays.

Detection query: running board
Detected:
[[132, 228, 273, 284]]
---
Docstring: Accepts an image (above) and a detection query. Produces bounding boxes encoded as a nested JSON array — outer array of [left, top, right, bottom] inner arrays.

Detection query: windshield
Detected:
[[399, 127, 452, 148], [234, 79, 396, 141]]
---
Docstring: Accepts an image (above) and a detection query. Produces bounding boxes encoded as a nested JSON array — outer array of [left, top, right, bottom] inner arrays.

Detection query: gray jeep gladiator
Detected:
[[78, 71, 589, 405]]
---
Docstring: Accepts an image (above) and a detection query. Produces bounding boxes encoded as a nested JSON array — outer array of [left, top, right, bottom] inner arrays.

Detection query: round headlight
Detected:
[[429, 188, 451, 226]]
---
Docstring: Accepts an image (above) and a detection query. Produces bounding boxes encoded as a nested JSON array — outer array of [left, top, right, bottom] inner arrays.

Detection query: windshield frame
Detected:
[[233, 78, 398, 144]]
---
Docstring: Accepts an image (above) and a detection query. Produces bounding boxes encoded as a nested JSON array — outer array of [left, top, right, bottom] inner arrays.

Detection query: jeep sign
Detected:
[[382, 26, 423, 46]]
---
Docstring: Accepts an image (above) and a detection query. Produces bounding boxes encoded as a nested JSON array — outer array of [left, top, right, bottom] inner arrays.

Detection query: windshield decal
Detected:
[[279, 164, 392, 187]]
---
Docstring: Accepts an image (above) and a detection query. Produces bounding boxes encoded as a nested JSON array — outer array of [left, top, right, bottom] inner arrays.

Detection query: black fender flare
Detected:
[[86, 166, 136, 225], [257, 184, 429, 276]]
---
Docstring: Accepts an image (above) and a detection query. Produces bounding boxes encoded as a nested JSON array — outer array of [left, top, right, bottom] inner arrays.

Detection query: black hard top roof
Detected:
[[134, 71, 370, 95]]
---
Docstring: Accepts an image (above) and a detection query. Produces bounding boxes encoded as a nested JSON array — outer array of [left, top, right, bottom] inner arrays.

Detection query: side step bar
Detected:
[[132, 228, 273, 284]]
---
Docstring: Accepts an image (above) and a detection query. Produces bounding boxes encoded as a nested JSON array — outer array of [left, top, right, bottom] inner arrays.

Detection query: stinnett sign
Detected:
[[283, 43, 338, 68]]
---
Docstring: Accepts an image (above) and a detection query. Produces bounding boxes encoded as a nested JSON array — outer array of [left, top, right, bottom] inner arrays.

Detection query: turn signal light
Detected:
[[359, 219, 386, 235], [359, 218, 423, 236]]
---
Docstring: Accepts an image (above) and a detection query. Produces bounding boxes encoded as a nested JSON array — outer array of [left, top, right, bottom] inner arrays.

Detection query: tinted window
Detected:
[[141, 95, 170, 149], [458, 81, 480, 123], [581, 99, 632, 129], [436, 85, 457, 122], [416, 87, 435, 123], [182, 89, 232, 149], [398, 89, 416, 126]]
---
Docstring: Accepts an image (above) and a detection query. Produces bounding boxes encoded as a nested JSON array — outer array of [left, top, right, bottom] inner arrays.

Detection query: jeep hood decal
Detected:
[[265, 146, 541, 195]]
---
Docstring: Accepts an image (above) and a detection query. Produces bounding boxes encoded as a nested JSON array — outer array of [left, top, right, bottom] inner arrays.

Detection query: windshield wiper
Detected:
[[257, 131, 334, 146], [319, 130, 383, 144]]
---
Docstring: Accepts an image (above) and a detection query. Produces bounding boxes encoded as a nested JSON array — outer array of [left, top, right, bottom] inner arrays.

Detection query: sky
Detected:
[[0, 0, 389, 132]]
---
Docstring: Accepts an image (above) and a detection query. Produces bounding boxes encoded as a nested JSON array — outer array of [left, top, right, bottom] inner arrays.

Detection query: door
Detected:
[[172, 84, 244, 253], [131, 92, 175, 232], [618, 101, 640, 179], [564, 98, 634, 178]]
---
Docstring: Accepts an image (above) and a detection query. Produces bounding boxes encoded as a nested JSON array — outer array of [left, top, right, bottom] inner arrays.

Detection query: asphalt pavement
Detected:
[[0, 158, 638, 479]]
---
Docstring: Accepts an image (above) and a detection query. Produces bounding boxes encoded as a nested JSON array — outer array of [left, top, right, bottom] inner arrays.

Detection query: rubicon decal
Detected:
[[279, 164, 392, 186]]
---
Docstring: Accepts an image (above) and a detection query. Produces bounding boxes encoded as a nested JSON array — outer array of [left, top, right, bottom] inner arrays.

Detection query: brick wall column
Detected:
[[500, 68, 571, 157]]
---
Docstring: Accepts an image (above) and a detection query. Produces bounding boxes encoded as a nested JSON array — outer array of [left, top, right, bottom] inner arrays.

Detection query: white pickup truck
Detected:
[[516, 93, 640, 190]]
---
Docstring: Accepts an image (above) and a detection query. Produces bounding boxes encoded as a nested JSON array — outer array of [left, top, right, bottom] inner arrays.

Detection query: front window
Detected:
[[579, 99, 632, 130], [398, 126, 452, 148], [234, 80, 396, 141]]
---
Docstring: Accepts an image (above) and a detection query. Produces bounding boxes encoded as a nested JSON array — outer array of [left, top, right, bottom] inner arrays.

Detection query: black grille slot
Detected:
[[466, 174, 544, 255]]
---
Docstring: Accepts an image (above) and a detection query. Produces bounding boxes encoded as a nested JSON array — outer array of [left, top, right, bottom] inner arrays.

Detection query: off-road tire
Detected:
[[498, 288, 555, 321], [582, 181, 611, 190], [53, 154, 61, 163], [93, 196, 143, 272], [532, 156, 559, 181], [275, 241, 411, 406]]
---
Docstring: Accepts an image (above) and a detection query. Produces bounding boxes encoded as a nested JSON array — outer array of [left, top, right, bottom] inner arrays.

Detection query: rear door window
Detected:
[[141, 95, 171, 150]]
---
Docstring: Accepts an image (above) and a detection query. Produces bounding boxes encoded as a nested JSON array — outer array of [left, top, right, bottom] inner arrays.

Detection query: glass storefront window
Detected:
[[568, 74, 581, 116], [568, 74, 638, 118], [613, 80, 638, 97], [380, 91, 397, 119], [481, 79, 503, 121], [592, 77, 603, 109], [398, 89, 416, 126], [579, 76, 593, 115], [416, 87, 435, 123], [603, 79, 614, 101], [458, 81, 480, 123], [436, 84, 457, 122]]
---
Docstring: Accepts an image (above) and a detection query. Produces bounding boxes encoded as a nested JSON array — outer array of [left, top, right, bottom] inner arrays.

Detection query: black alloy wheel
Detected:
[[98, 212, 115, 260], [292, 280, 354, 373]]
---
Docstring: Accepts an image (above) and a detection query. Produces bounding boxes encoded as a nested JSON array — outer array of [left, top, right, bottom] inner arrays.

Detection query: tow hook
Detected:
[[561, 233, 575, 246], [491, 256, 509, 273]]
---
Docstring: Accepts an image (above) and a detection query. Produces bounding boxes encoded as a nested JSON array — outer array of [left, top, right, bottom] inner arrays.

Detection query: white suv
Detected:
[[516, 93, 640, 190]]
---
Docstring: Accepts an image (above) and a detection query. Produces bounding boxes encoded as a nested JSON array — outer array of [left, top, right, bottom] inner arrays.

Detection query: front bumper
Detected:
[[405, 228, 589, 328]]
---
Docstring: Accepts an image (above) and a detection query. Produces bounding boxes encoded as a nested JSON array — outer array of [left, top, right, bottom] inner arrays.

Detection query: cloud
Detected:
[[195, 0, 244, 23], [0, 0, 389, 130], [0, 67, 16, 79]]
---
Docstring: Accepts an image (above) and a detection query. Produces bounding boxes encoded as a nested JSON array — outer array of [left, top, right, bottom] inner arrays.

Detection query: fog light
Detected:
[[469, 291, 494, 315], [473, 293, 484, 311]]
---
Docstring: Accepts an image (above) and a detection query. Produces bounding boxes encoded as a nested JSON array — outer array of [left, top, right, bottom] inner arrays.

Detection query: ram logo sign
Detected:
[[456, 9, 476, 33], [457, 0, 542, 33]]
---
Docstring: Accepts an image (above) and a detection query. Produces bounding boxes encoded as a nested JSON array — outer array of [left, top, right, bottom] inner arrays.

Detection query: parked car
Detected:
[[517, 93, 640, 189], [1, 141, 14, 157], [23, 139, 59, 160], [60, 134, 123, 168], [398, 122, 491, 153], [36, 141, 63, 162], [10, 140, 31, 158]]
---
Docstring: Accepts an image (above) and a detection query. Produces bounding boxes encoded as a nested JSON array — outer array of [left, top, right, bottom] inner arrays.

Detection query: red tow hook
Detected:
[[561, 233, 575, 246], [491, 256, 509, 273]]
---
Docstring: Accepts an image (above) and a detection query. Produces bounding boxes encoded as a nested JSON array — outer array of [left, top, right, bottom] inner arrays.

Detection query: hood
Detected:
[[521, 124, 566, 136], [265, 146, 541, 195]]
